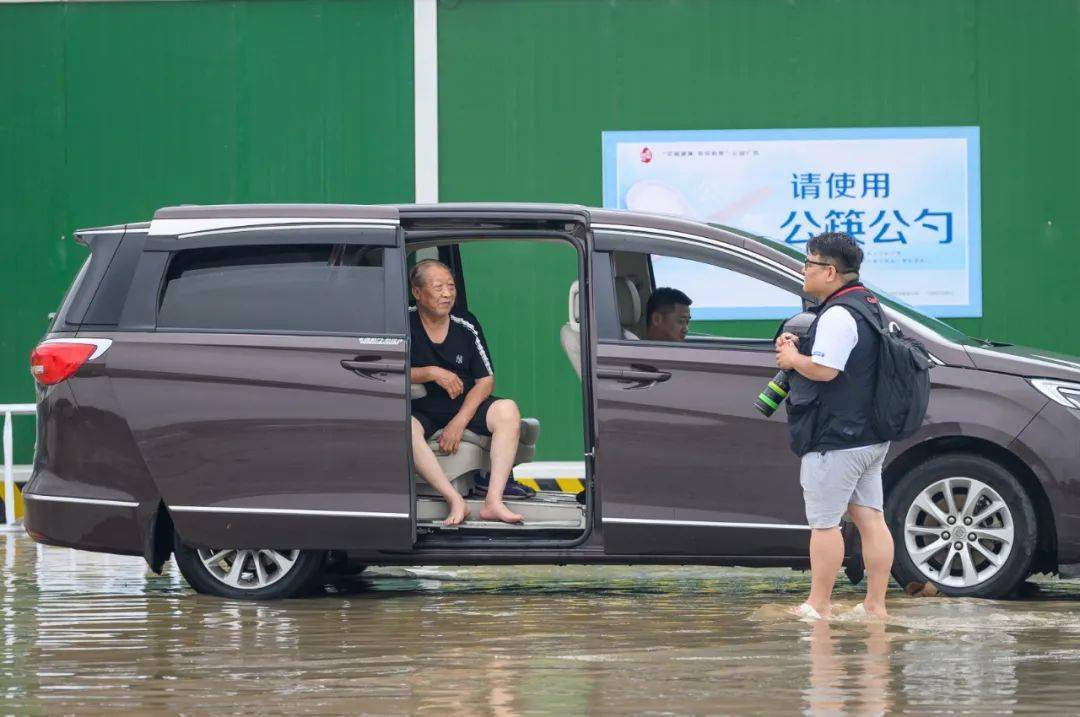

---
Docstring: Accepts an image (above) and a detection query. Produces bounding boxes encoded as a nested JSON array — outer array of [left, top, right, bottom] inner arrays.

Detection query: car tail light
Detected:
[[29, 340, 110, 385]]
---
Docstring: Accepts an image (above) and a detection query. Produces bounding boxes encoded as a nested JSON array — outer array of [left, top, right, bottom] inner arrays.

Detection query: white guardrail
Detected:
[[1, 404, 36, 528]]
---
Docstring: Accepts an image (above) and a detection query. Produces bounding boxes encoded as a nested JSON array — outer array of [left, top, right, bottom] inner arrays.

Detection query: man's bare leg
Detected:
[[848, 504, 893, 618], [411, 417, 469, 525], [478, 399, 524, 524], [806, 526, 844, 617]]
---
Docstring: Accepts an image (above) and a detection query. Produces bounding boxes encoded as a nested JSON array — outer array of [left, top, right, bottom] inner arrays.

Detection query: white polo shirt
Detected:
[[810, 306, 859, 371]]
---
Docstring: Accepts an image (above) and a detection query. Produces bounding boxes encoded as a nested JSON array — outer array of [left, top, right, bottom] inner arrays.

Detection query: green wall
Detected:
[[3, 0, 1079, 463], [437, 0, 1080, 457], [460, 240, 584, 458], [438, 0, 1080, 346], [1, 0, 414, 459]]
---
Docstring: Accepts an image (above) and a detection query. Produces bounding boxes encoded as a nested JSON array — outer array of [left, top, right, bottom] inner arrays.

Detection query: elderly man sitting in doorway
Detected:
[[408, 259, 530, 525]]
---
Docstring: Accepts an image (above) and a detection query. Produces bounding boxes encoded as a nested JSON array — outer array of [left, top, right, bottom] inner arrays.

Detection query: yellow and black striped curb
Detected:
[[517, 477, 585, 493], [0, 483, 25, 521]]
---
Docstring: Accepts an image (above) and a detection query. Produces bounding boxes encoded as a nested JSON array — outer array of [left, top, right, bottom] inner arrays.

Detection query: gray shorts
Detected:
[[800, 442, 890, 529]]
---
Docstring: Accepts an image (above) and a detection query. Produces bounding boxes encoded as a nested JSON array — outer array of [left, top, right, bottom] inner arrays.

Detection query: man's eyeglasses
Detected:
[[803, 259, 835, 270]]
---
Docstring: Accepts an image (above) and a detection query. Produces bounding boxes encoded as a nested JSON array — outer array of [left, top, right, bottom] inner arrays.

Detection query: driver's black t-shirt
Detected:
[[409, 307, 494, 415]]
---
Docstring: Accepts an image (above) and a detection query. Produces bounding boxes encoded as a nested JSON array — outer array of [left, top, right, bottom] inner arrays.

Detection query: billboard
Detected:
[[602, 127, 981, 318]]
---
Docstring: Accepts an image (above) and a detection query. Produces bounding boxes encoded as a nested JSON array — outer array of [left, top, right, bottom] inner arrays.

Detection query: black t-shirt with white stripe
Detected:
[[409, 308, 494, 415]]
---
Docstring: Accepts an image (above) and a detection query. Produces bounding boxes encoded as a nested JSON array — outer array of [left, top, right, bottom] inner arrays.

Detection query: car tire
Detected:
[[173, 532, 327, 600], [887, 453, 1037, 599]]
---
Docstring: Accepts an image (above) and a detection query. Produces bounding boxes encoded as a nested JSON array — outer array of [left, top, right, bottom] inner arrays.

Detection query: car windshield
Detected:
[[709, 224, 979, 345]]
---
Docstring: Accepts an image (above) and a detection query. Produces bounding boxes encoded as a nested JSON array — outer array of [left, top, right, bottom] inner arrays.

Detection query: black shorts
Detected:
[[413, 395, 503, 439]]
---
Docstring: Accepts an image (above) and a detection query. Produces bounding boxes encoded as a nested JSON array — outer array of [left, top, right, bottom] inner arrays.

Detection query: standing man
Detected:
[[775, 232, 894, 619], [409, 259, 526, 525]]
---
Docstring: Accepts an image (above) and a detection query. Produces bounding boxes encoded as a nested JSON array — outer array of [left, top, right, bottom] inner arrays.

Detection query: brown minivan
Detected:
[[23, 203, 1080, 600]]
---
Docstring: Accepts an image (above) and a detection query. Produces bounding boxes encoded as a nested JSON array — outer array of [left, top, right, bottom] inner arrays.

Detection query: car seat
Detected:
[[410, 382, 541, 497], [560, 277, 642, 379]]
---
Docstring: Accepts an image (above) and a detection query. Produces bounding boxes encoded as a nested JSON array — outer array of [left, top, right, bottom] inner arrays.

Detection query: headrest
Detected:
[[567, 280, 580, 329], [615, 277, 641, 328]]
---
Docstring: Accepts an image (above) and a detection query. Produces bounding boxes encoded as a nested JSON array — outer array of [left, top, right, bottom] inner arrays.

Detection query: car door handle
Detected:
[[597, 366, 671, 385], [341, 358, 406, 380]]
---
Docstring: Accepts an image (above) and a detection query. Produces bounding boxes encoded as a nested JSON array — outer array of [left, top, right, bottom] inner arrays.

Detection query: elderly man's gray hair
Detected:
[[409, 258, 453, 290]]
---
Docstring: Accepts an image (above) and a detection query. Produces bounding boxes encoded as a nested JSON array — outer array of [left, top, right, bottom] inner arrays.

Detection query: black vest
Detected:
[[786, 282, 884, 456]]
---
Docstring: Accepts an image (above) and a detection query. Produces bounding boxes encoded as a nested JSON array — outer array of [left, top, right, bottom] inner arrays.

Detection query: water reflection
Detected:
[[3, 531, 1080, 715], [805, 619, 894, 716]]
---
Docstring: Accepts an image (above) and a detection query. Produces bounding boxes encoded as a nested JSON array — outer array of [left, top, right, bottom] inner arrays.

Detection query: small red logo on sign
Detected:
[[640, 147, 653, 163]]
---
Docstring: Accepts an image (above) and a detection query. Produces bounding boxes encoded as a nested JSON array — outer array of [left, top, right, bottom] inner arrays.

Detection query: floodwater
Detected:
[[3, 532, 1080, 716]]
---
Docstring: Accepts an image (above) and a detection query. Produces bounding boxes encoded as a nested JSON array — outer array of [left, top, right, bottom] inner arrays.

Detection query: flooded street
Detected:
[[3, 532, 1080, 715]]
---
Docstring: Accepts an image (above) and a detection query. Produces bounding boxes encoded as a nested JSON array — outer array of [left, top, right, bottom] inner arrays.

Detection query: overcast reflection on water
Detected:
[[3, 531, 1080, 716]]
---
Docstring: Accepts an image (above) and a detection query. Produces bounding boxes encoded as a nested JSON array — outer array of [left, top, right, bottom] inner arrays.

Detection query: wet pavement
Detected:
[[3, 532, 1080, 716]]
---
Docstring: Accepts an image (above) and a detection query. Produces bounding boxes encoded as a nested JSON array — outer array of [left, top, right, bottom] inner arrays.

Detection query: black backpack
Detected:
[[831, 291, 934, 441]]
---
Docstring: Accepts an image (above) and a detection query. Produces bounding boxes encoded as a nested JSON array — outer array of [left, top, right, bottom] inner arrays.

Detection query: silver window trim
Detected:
[[175, 222, 397, 240], [149, 217, 398, 237]]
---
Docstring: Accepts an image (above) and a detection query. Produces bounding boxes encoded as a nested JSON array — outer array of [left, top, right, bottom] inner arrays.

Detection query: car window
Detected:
[[714, 225, 977, 344], [649, 253, 802, 341], [408, 246, 439, 266], [51, 231, 125, 330], [158, 244, 387, 334], [49, 256, 92, 331]]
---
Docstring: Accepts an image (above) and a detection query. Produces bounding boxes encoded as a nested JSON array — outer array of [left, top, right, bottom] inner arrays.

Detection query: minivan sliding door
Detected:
[[592, 231, 811, 558], [109, 221, 413, 550]]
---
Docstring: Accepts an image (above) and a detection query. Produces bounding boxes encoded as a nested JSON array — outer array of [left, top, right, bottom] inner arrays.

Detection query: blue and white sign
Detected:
[[602, 127, 982, 318]]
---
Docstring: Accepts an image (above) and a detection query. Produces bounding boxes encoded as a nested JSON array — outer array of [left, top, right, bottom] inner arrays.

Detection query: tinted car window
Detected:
[[714, 224, 977, 344], [649, 253, 801, 340], [601, 248, 800, 342], [51, 231, 124, 330], [158, 244, 386, 334], [50, 257, 92, 331]]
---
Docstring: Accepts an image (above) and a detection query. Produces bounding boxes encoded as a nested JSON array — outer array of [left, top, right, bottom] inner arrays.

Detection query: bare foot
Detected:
[[863, 601, 888, 619], [804, 601, 832, 619], [443, 497, 470, 526], [793, 603, 826, 620], [479, 500, 524, 524]]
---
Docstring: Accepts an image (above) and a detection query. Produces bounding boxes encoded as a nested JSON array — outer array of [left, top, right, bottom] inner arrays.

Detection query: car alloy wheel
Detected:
[[196, 548, 301, 590], [903, 476, 1014, 589]]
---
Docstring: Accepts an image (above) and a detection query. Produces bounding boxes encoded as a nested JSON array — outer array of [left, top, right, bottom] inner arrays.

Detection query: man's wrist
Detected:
[[793, 354, 816, 379]]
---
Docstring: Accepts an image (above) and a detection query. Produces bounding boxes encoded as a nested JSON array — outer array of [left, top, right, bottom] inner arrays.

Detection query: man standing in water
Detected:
[[409, 259, 526, 525], [775, 232, 894, 619]]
